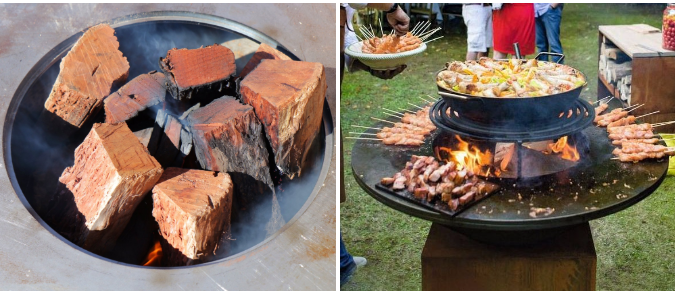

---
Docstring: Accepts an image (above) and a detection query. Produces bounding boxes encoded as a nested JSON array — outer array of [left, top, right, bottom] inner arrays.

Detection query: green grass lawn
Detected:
[[341, 4, 674, 291]]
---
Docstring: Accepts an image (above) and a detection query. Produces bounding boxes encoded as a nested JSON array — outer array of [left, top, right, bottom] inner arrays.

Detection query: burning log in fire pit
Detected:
[[152, 168, 233, 266], [241, 60, 326, 178], [44, 24, 130, 128], [45, 123, 163, 254]]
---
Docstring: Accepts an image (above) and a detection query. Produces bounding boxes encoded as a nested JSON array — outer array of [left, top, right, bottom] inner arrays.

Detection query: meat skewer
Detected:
[[350, 132, 425, 140], [611, 138, 661, 146], [608, 123, 652, 133], [345, 136, 424, 146], [352, 124, 430, 136], [612, 150, 675, 162]]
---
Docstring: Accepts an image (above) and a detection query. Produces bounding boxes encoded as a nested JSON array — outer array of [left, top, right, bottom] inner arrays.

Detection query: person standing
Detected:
[[491, 3, 535, 59], [462, 3, 493, 61], [534, 3, 564, 63]]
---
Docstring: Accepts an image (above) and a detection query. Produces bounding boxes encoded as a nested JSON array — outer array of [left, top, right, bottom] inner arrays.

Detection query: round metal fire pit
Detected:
[[351, 103, 668, 243], [0, 5, 335, 290]]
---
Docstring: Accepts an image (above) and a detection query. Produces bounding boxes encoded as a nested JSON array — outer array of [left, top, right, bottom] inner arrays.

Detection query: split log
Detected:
[[152, 168, 233, 266], [240, 60, 327, 179], [187, 96, 274, 189], [239, 43, 291, 78], [45, 123, 163, 254], [104, 71, 168, 124], [44, 24, 130, 127], [159, 44, 236, 101]]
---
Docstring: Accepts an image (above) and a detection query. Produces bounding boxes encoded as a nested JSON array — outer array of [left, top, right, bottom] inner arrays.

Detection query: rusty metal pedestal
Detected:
[[422, 223, 597, 291]]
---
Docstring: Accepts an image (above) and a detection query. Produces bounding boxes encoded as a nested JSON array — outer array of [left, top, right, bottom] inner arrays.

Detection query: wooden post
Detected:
[[421, 223, 597, 291]]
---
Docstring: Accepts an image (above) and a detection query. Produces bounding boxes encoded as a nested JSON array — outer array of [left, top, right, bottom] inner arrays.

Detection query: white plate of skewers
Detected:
[[345, 21, 442, 70]]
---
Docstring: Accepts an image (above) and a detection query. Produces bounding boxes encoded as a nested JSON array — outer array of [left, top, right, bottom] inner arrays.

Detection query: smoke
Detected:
[[9, 20, 325, 266]]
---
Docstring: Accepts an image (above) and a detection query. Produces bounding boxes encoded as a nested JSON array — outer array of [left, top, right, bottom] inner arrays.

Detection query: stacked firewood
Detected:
[[599, 39, 632, 102], [41, 24, 326, 266]]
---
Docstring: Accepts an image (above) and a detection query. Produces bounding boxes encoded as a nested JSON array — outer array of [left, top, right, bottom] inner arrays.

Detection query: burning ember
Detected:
[[437, 135, 494, 176], [547, 136, 580, 162], [142, 240, 163, 266], [435, 135, 581, 178]]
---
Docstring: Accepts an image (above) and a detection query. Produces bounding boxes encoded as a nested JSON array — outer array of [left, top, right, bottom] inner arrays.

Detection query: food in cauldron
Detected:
[[436, 57, 586, 97]]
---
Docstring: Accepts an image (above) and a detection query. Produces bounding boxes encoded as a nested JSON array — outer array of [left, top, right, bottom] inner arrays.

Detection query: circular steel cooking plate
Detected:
[[4, 12, 333, 268], [351, 109, 668, 235]]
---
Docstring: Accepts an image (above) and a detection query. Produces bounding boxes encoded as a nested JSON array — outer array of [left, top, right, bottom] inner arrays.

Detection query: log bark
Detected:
[[45, 123, 163, 254], [104, 71, 168, 124], [239, 43, 291, 78], [240, 60, 326, 179], [152, 168, 233, 266], [187, 96, 274, 189], [44, 24, 130, 127], [159, 44, 236, 101]]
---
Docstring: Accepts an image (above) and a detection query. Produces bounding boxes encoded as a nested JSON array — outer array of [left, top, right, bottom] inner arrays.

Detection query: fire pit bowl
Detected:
[[0, 7, 335, 290]]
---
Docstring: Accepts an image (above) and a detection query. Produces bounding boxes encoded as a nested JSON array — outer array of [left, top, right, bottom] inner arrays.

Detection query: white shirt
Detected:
[[534, 3, 551, 17]]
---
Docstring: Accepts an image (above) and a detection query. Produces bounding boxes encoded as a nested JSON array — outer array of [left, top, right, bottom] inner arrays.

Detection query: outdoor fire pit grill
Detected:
[[0, 6, 335, 290], [351, 97, 668, 243]]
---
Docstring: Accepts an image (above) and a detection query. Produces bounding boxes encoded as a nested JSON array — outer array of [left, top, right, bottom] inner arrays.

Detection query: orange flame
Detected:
[[142, 240, 163, 266], [439, 136, 494, 175], [548, 136, 580, 161]]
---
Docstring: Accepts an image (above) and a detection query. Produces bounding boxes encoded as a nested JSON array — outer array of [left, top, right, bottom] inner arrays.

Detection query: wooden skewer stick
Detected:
[[412, 21, 426, 36], [418, 96, 433, 104], [651, 121, 675, 127], [603, 97, 614, 104], [411, 22, 423, 36], [653, 120, 675, 125], [593, 96, 613, 104], [351, 125, 382, 131], [636, 111, 660, 119], [622, 103, 639, 111], [626, 104, 644, 113], [371, 117, 397, 124], [361, 25, 375, 39], [419, 28, 441, 41], [346, 137, 382, 141], [417, 21, 432, 36], [408, 102, 425, 110], [426, 95, 439, 102], [398, 108, 417, 114], [419, 22, 432, 36], [423, 36, 444, 45], [378, 17, 384, 37], [382, 112, 403, 119], [349, 132, 377, 135], [382, 108, 404, 116]]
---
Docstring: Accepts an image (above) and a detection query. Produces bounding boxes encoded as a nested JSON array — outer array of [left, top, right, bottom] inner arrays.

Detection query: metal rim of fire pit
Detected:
[[3, 11, 334, 269], [430, 99, 595, 142], [351, 103, 668, 233]]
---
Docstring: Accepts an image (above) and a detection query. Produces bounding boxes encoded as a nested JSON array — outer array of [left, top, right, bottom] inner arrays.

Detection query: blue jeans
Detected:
[[340, 235, 356, 286], [535, 5, 563, 63]]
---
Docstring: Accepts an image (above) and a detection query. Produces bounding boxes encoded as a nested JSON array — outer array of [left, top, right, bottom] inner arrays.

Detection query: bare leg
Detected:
[[477, 51, 487, 58], [493, 51, 507, 60], [465, 51, 479, 61]]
